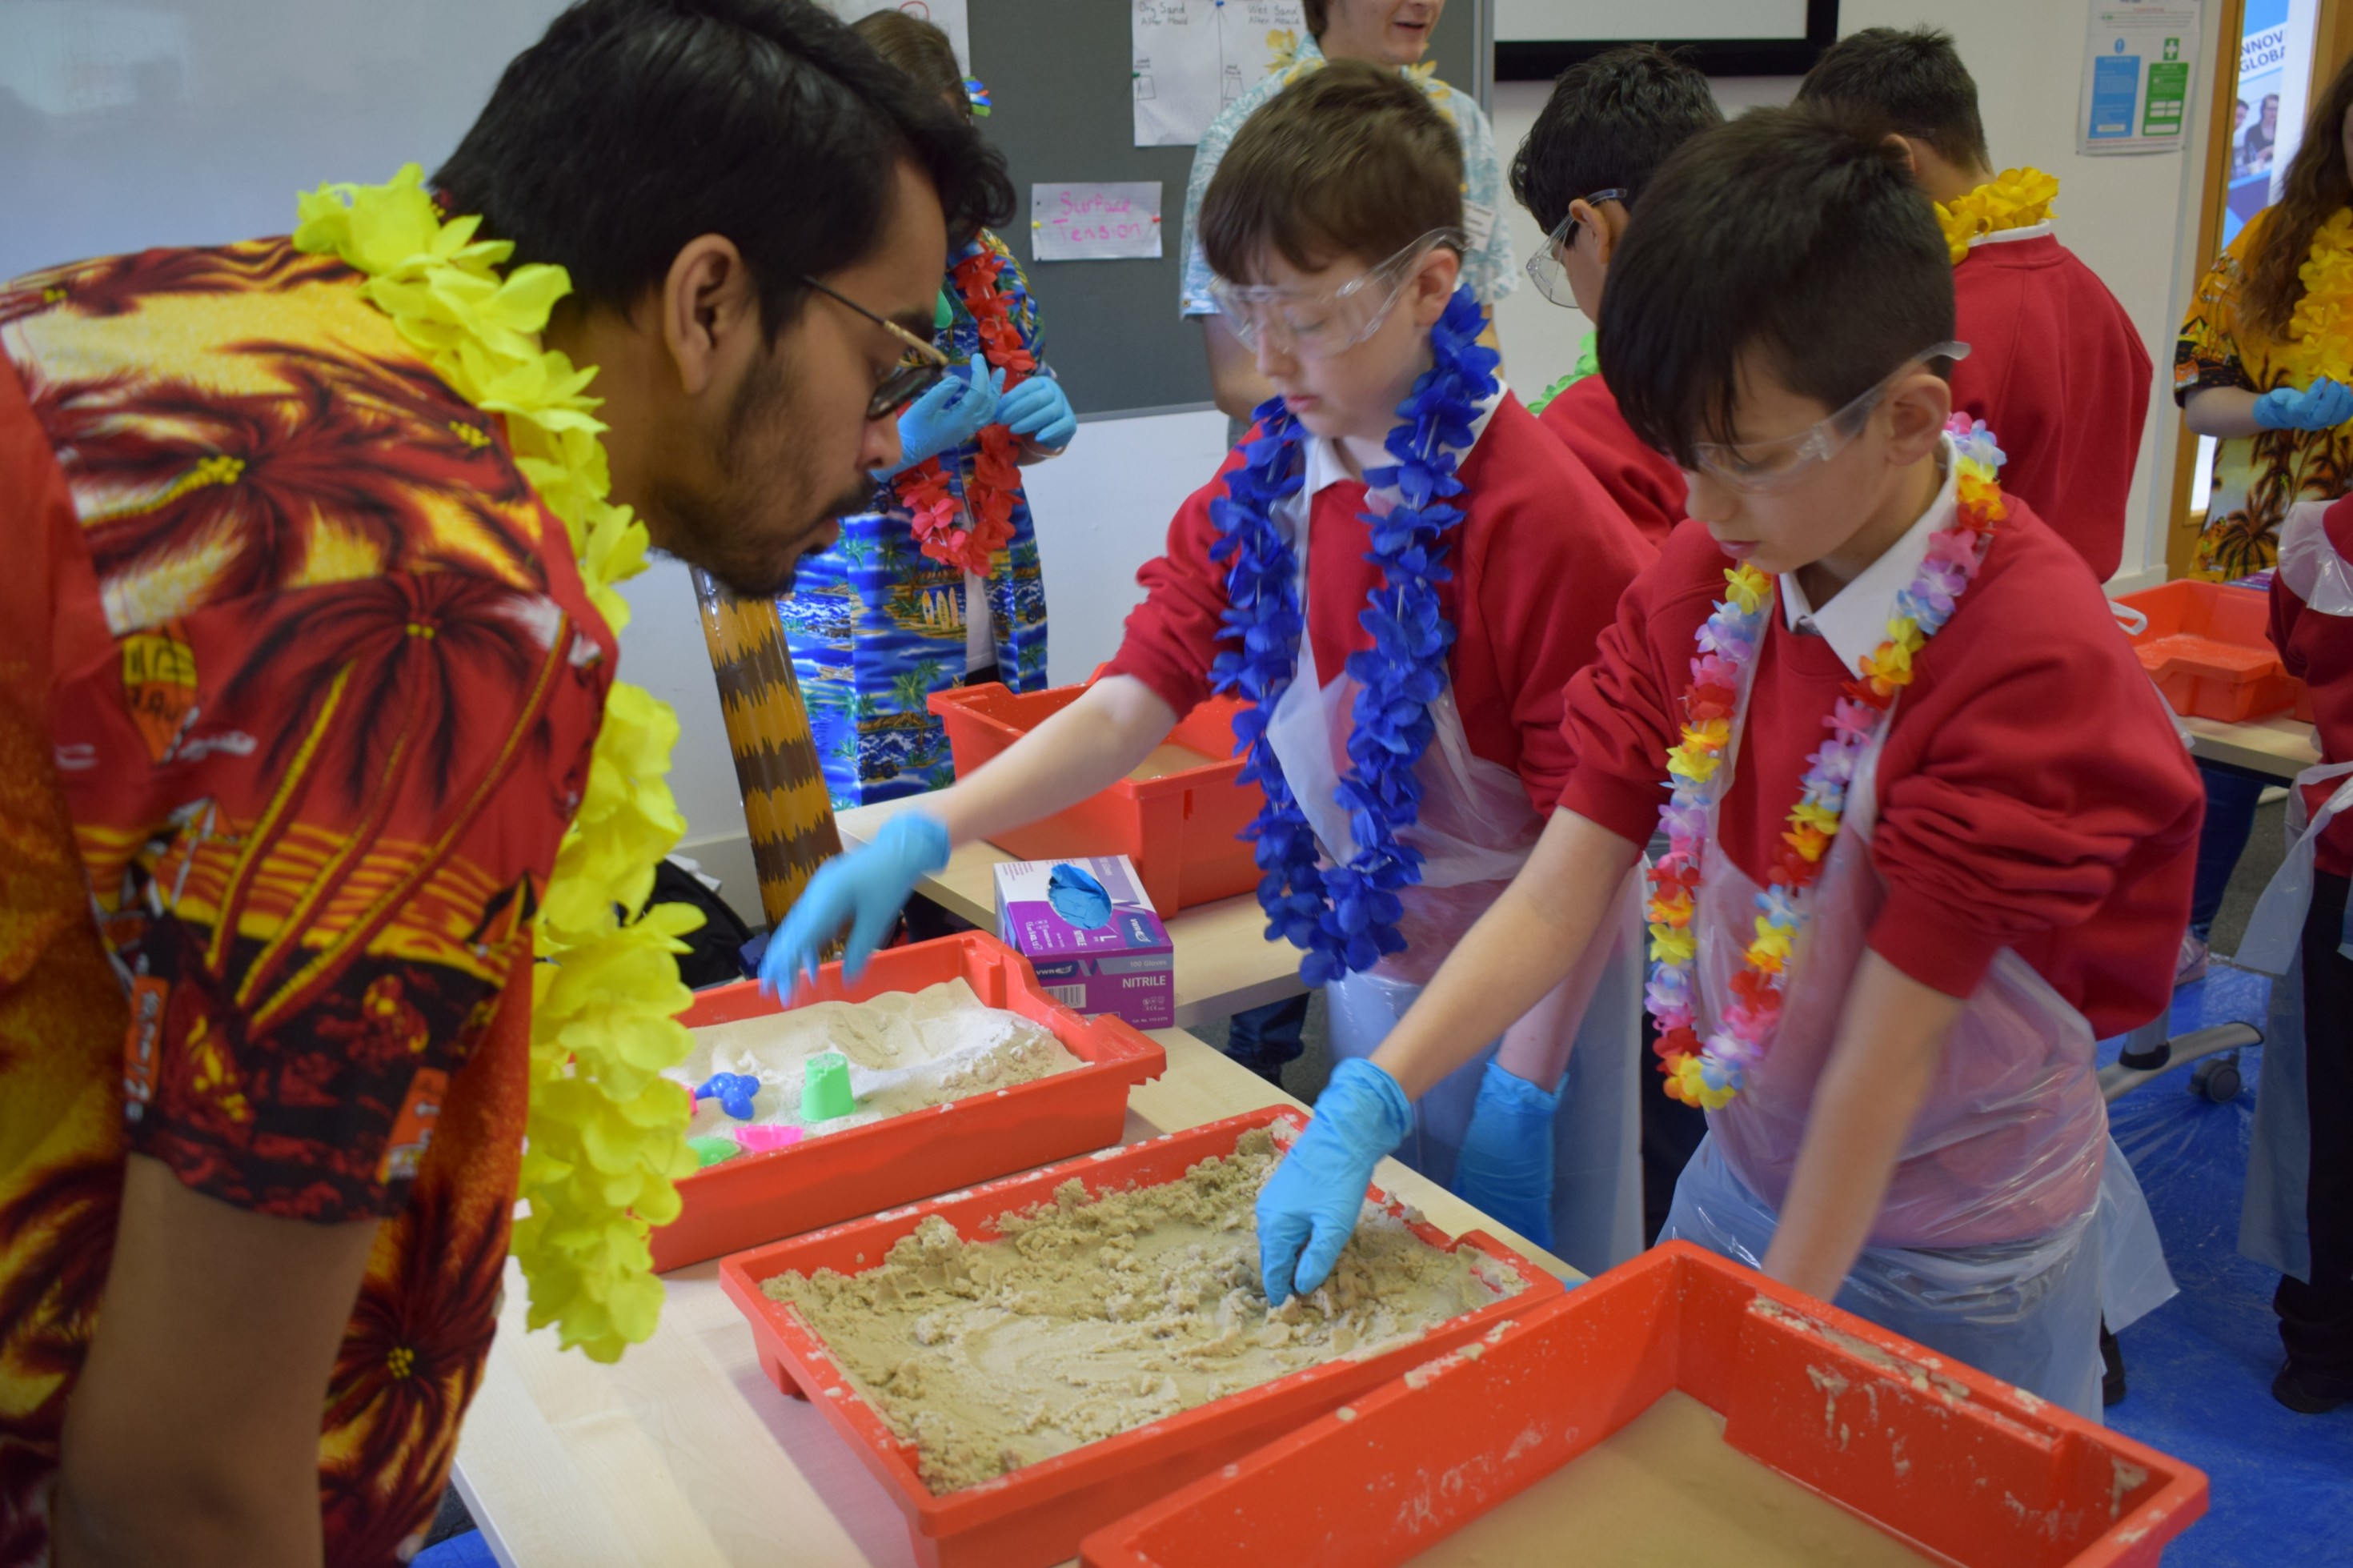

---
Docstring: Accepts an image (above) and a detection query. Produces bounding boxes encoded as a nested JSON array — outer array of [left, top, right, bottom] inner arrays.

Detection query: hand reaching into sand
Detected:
[[1256, 1059, 1414, 1301]]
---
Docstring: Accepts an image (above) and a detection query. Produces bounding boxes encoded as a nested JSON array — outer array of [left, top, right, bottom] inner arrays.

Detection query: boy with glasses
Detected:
[[765, 63, 1653, 1267], [1512, 44, 1722, 551], [1253, 108, 2200, 1417]]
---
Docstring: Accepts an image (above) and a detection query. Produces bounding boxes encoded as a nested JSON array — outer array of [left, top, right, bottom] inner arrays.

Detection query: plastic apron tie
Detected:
[[1258, 427, 1645, 1275], [2236, 499, 2353, 1282], [1661, 591, 2127, 1418]]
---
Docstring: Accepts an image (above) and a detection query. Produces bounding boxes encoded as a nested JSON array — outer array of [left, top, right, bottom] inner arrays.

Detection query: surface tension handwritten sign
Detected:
[[1031, 182, 1164, 262]]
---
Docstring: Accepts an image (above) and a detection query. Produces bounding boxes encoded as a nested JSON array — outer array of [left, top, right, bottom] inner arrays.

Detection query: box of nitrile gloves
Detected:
[[992, 854, 1174, 1029]]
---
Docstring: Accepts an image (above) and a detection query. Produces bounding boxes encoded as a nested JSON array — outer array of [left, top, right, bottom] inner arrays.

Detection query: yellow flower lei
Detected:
[[293, 166, 699, 1362], [2270, 207, 2353, 389], [1934, 167, 2058, 265]]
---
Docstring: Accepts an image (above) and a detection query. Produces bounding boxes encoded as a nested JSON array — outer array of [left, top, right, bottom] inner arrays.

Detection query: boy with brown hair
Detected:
[[768, 61, 1652, 1267]]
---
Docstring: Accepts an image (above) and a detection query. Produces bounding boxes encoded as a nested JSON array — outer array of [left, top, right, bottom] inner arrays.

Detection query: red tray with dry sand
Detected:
[[1082, 1241, 2208, 1568], [648, 933, 1164, 1273], [717, 1105, 1561, 1568], [928, 680, 1261, 913], [2115, 579, 2306, 723]]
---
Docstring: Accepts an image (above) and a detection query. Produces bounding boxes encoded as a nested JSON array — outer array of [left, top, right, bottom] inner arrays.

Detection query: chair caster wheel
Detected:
[[2192, 1054, 2242, 1103]]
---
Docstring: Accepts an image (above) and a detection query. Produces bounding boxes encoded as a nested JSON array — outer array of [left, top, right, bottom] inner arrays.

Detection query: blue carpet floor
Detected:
[[2104, 961, 2353, 1566]]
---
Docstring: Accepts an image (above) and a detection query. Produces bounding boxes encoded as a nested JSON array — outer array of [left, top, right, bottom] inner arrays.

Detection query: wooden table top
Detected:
[[834, 800, 1306, 1028], [450, 1029, 1572, 1568], [2180, 712, 2320, 782]]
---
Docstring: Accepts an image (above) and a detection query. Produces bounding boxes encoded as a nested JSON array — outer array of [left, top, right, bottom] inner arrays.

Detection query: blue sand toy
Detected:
[[695, 1071, 762, 1121]]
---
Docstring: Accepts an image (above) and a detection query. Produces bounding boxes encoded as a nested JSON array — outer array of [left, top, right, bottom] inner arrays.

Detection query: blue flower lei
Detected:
[[1207, 287, 1500, 986]]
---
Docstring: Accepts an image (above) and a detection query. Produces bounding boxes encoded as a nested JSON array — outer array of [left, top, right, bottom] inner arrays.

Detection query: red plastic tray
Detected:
[[717, 1105, 1561, 1568], [2115, 579, 2307, 723], [928, 680, 1261, 913], [1083, 1241, 2207, 1568], [650, 933, 1164, 1273]]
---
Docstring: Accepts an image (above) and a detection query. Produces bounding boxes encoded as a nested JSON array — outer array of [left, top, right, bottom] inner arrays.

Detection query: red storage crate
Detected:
[[2115, 579, 2307, 723], [1082, 1242, 2208, 1568], [928, 680, 1261, 913], [649, 933, 1164, 1273], [717, 1105, 1561, 1568]]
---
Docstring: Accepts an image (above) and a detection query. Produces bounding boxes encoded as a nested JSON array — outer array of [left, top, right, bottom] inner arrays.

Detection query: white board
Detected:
[[1493, 1, 1809, 42], [1131, 0, 1308, 148]]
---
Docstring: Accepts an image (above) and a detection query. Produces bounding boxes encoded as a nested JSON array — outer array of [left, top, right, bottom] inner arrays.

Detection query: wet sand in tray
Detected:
[[762, 1128, 1525, 1492], [1125, 742, 1218, 780], [1411, 1390, 1937, 1567]]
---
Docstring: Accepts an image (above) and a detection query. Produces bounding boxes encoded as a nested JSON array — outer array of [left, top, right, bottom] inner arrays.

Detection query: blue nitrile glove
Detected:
[[756, 812, 951, 996], [1451, 1059, 1563, 1251], [1046, 861, 1113, 930], [996, 375, 1078, 451], [881, 364, 1004, 477], [2253, 378, 2353, 431], [1257, 1058, 1414, 1302]]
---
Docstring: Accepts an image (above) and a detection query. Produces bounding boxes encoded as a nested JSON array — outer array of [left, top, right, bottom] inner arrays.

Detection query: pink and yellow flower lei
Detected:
[[1645, 417, 2008, 1109]]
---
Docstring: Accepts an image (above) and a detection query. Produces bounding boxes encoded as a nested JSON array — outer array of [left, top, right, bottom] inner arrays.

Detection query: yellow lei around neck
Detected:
[[1934, 167, 2058, 264], [293, 165, 699, 1363], [2270, 207, 2353, 389]]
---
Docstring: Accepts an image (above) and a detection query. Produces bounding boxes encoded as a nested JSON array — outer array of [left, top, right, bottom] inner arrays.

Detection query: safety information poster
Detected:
[[2079, 1, 2203, 154], [1132, 0, 1309, 148]]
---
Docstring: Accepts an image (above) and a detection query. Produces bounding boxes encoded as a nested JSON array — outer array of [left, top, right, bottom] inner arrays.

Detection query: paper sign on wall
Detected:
[[1132, 0, 1309, 148], [824, 0, 971, 70], [2079, 1, 2203, 154], [1032, 182, 1164, 262]]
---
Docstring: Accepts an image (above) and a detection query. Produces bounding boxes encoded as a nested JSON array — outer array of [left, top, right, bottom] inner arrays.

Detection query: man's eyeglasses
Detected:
[[800, 274, 952, 419], [1524, 189, 1628, 308], [1686, 343, 1970, 493]]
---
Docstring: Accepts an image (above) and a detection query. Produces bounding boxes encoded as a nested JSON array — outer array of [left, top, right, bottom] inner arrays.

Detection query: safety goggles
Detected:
[[801, 274, 953, 419], [1686, 342, 1970, 493], [1206, 231, 1464, 360], [1523, 189, 1628, 308]]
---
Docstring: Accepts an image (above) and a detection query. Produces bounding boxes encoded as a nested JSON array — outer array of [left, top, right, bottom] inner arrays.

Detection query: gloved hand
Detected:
[[2253, 378, 2353, 431], [1451, 1058, 1563, 1251], [756, 812, 951, 997], [1257, 1058, 1413, 1302], [882, 364, 1004, 477], [996, 375, 1078, 451]]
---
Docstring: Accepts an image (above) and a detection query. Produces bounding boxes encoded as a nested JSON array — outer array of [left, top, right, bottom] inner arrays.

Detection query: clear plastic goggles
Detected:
[[1523, 189, 1627, 309], [1207, 230, 1463, 360], [1687, 342, 1970, 493]]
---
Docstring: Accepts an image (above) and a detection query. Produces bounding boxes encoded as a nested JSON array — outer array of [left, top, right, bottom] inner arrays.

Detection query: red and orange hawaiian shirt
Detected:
[[0, 236, 612, 1565]]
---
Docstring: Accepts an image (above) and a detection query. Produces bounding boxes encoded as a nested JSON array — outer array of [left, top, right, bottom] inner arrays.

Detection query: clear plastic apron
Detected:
[[2234, 499, 2353, 1281], [1659, 637, 2122, 1418], [1259, 451, 1645, 1277]]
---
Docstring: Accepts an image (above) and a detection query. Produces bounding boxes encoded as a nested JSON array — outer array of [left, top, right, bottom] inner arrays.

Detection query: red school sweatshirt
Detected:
[[2271, 495, 2353, 877], [1536, 372, 1683, 555], [1105, 393, 1650, 815], [1950, 232, 2153, 583]]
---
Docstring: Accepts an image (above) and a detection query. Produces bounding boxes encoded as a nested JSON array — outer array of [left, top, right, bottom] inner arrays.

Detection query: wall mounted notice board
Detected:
[[974, 0, 1489, 417]]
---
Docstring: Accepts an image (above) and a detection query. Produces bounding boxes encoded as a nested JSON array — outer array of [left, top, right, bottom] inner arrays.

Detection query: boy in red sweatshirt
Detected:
[[764, 62, 1652, 1265], [1255, 106, 2199, 1418], [1798, 26, 2152, 581], [1511, 43, 1722, 553]]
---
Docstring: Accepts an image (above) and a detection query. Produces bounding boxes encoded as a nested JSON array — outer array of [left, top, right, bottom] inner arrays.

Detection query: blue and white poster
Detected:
[[2222, 0, 2320, 244], [2078, 2, 2203, 155]]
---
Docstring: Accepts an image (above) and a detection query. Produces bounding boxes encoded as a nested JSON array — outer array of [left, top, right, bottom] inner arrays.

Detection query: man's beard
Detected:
[[647, 351, 876, 600]]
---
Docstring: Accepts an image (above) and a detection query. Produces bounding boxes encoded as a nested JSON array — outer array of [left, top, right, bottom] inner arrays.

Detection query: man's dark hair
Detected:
[[1795, 26, 1990, 170], [1509, 44, 1722, 235], [1201, 59, 1463, 283], [1599, 106, 1954, 467], [434, 0, 1012, 332], [853, 10, 966, 118], [1304, 0, 1328, 36]]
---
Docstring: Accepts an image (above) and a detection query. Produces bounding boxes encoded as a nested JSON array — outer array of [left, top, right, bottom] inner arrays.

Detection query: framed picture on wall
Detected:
[[1494, 0, 1839, 80]]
